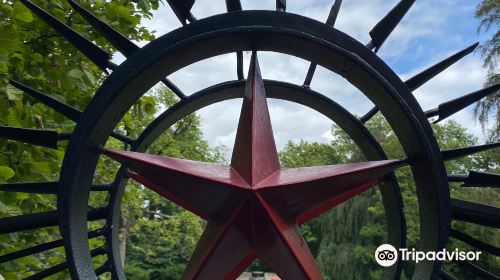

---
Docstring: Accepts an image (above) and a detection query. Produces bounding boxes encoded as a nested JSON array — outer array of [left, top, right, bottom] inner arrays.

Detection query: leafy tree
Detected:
[[0, 1, 161, 278], [474, 0, 500, 140], [279, 115, 500, 279]]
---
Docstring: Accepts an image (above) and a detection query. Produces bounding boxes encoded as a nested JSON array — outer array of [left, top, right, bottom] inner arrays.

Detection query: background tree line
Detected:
[[0, 0, 498, 279]]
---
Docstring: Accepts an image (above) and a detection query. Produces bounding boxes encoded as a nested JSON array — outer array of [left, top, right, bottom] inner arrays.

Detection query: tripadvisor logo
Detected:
[[374, 244, 482, 267]]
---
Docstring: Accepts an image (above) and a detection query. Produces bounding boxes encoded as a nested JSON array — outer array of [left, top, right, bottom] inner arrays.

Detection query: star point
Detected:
[[100, 53, 408, 279]]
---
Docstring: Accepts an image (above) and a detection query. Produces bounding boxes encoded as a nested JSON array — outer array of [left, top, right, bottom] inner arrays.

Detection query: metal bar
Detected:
[[225, 0, 242, 11], [303, 0, 342, 86], [453, 260, 500, 280], [368, 0, 415, 52], [10, 80, 81, 122], [405, 43, 479, 90], [442, 142, 500, 161], [276, 0, 286, 12], [95, 261, 110, 276], [106, 55, 186, 100], [0, 126, 60, 149], [0, 211, 58, 235], [448, 171, 500, 188], [9, 80, 136, 142], [0, 207, 107, 235], [0, 228, 104, 264], [19, 0, 111, 72], [450, 229, 500, 257], [451, 199, 500, 228], [439, 270, 458, 280], [361, 42, 479, 123], [90, 184, 114, 192], [68, 0, 137, 57], [426, 83, 500, 123], [165, 0, 196, 25], [0, 182, 58, 194], [23, 246, 107, 280]]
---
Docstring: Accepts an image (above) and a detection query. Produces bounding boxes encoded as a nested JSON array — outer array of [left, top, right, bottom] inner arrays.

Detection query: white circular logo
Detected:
[[375, 244, 398, 267]]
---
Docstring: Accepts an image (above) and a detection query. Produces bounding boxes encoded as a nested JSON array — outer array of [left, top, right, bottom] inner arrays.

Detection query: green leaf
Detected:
[[0, 23, 22, 53], [5, 84, 23, 101], [0, 165, 15, 180], [68, 68, 84, 79], [13, 2, 33, 23]]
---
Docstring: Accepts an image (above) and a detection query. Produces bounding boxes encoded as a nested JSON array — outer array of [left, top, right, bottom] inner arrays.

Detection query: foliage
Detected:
[[0, 0, 161, 278], [278, 115, 500, 279], [475, 0, 500, 140]]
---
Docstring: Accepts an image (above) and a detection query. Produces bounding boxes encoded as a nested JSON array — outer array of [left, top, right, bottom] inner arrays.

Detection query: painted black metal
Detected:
[[450, 229, 500, 257], [68, 0, 135, 57], [24, 246, 107, 280], [439, 270, 458, 280], [237, 52, 244, 80], [0, 211, 58, 235], [451, 199, 500, 228], [166, 0, 196, 25], [7, 80, 134, 144], [59, 11, 448, 279], [448, 171, 500, 188], [226, 0, 242, 11], [453, 260, 500, 280], [405, 43, 479, 90], [67, 1, 186, 99], [0, 126, 59, 149], [0, 182, 58, 194], [368, 0, 415, 52], [276, 0, 286, 12], [361, 42, 479, 123], [0, 228, 104, 264], [442, 142, 500, 161], [303, 0, 342, 86], [10, 80, 81, 122], [18, 0, 111, 72], [426, 83, 500, 123], [95, 261, 110, 276], [0, 181, 111, 194], [0, 207, 107, 235], [104, 169, 129, 280]]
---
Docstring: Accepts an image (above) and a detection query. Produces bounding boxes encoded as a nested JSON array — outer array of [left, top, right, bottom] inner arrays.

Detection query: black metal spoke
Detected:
[[95, 261, 110, 276], [225, 0, 242, 11], [19, 0, 111, 72], [448, 171, 500, 188], [68, 1, 186, 99], [426, 83, 500, 123], [442, 142, 500, 161], [0, 208, 108, 235], [450, 229, 500, 257], [303, 0, 342, 87], [0, 182, 58, 194], [10, 80, 81, 122], [0, 126, 62, 149], [166, 0, 196, 25], [0, 228, 104, 264], [23, 246, 107, 280], [367, 0, 415, 52], [361, 43, 479, 123], [276, 0, 286, 12], [451, 199, 500, 228]]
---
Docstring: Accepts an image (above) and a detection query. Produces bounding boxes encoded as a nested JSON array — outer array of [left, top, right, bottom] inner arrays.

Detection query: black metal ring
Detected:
[[59, 11, 448, 279]]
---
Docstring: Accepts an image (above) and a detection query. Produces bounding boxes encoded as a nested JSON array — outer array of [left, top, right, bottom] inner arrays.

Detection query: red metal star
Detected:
[[101, 52, 406, 279]]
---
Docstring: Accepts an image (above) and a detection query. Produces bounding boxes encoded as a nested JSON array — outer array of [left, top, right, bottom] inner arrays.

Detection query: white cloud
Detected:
[[134, 0, 490, 157]]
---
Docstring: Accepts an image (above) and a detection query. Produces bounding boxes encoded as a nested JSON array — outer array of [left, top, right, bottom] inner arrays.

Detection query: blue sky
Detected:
[[130, 0, 494, 154]]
